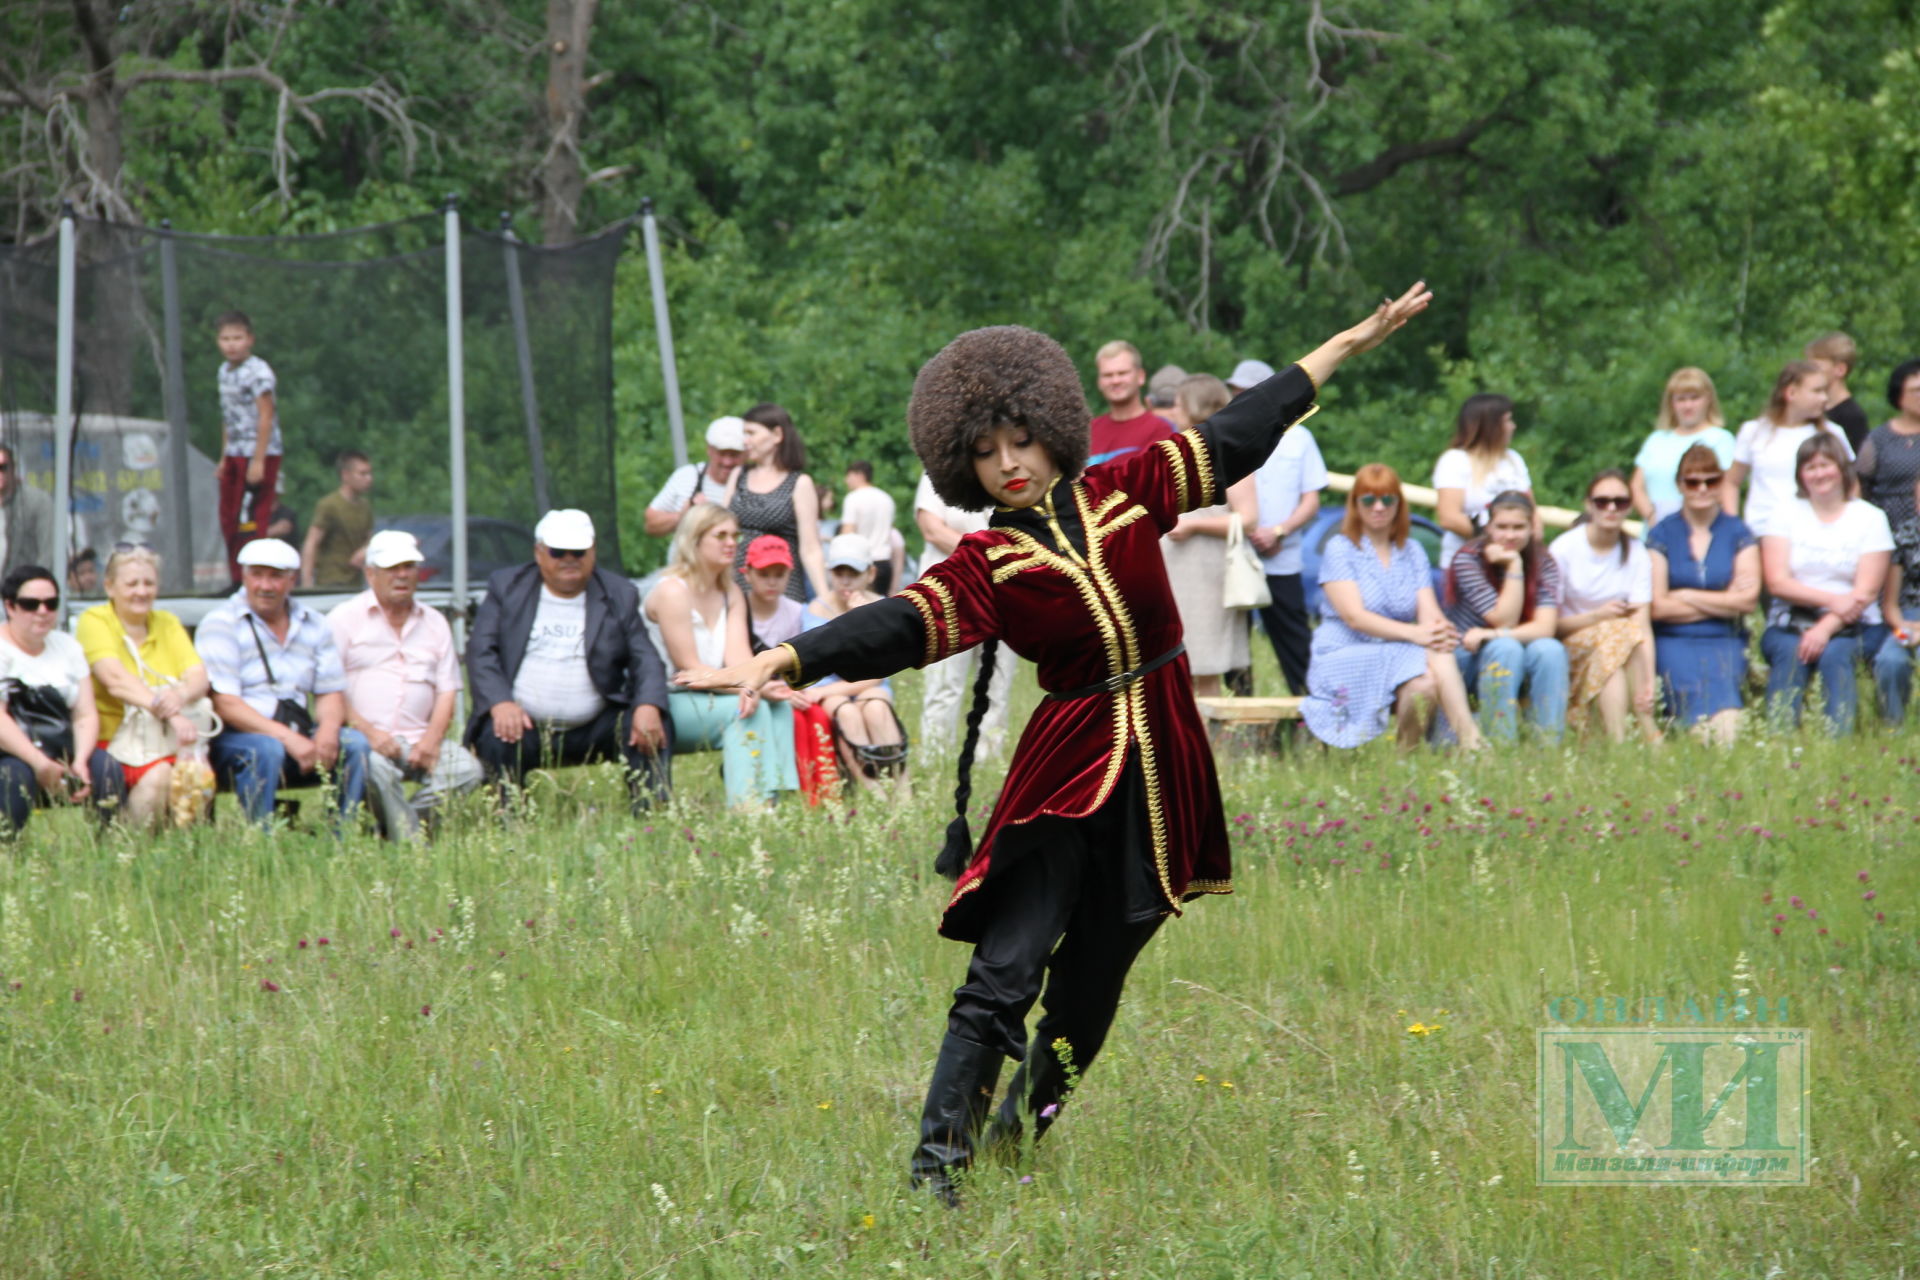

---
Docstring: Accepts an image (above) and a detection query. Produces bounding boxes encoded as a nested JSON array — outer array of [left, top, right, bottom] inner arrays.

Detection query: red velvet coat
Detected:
[[784, 365, 1319, 942]]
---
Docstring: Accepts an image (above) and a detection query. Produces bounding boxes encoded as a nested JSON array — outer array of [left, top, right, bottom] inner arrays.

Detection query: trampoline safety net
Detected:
[[0, 212, 628, 598]]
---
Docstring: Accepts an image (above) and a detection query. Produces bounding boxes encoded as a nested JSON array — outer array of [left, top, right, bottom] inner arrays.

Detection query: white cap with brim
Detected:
[[1226, 358, 1277, 390], [236, 538, 300, 571], [825, 532, 871, 571], [705, 416, 747, 450], [365, 529, 424, 569], [534, 508, 596, 551]]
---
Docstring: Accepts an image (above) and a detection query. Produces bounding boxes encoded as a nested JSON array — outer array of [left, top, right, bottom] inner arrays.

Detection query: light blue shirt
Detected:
[[1635, 426, 1736, 524], [198, 590, 346, 718]]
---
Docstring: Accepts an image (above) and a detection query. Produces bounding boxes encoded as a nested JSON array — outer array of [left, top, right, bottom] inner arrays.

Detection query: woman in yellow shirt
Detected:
[[76, 546, 209, 826]]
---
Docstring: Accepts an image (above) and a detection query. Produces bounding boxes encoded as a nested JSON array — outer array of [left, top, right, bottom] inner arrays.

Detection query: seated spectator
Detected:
[[801, 534, 908, 788], [78, 546, 212, 827], [1550, 470, 1659, 743], [840, 461, 899, 594], [1647, 444, 1761, 744], [1433, 394, 1535, 571], [1728, 360, 1853, 533], [1301, 466, 1479, 750], [1442, 490, 1569, 741], [1630, 367, 1735, 524], [328, 531, 484, 839], [742, 535, 807, 652], [1854, 357, 1920, 532], [198, 539, 370, 827], [67, 547, 101, 597], [1875, 472, 1920, 726], [301, 449, 374, 589], [465, 509, 670, 808], [644, 416, 746, 537], [643, 507, 798, 809], [1759, 434, 1893, 734], [1159, 374, 1257, 696], [0, 565, 117, 833]]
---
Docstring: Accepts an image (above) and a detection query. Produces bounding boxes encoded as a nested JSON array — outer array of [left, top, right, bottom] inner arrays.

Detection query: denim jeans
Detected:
[[208, 728, 370, 827], [1872, 630, 1916, 726], [1452, 636, 1569, 742], [1760, 624, 1893, 735]]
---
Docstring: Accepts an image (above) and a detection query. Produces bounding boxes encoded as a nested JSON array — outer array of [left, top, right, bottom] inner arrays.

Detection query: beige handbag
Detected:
[[105, 636, 220, 767], [1222, 513, 1273, 610]]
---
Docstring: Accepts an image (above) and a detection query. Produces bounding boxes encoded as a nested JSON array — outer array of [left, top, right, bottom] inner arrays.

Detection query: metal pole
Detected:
[[444, 196, 469, 671], [158, 220, 195, 593], [52, 204, 76, 616], [640, 198, 688, 468], [500, 213, 552, 515]]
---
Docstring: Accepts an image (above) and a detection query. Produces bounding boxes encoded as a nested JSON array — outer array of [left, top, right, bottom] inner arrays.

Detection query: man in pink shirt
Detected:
[[327, 529, 483, 838]]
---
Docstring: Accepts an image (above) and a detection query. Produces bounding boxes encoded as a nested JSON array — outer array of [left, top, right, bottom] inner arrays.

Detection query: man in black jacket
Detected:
[[465, 509, 670, 808]]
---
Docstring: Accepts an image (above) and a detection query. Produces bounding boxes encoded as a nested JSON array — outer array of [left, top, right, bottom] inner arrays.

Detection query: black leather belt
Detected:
[[1044, 643, 1186, 701]]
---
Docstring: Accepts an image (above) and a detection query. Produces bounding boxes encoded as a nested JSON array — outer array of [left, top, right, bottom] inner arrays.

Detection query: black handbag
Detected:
[[246, 616, 318, 738], [1, 679, 74, 759]]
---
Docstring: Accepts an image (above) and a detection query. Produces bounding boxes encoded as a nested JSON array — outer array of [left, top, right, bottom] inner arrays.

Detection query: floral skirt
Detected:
[[1564, 615, 1644, 728]]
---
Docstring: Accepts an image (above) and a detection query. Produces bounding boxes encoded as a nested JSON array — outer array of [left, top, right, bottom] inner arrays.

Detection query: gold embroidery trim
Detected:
[[1292, 359, 1321, 395], [1184, 879, 1234, 895], [1155, 437, 1190, 512], [985, 544, 1026, 561], [1088, 490, 1128, 526], [776, 642, 805, 687], [990, 555, 1046, 583], [1181, 427, 1218, 507], [921, 576, 960, 660], [1095, 503, 1146, 538], [899, 586, 941, 666]]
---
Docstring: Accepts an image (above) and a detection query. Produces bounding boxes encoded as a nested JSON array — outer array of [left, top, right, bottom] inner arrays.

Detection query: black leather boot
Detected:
[[908, 1033, 1005, 1207], [984, 1039, 1072, 1153]]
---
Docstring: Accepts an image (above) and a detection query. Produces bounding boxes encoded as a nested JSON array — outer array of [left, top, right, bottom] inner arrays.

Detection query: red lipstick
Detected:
[[1004, 478, 1029, 492]]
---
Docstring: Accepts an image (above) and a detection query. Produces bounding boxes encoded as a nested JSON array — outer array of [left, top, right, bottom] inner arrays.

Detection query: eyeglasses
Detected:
[[1589, 495, 1632, 511], [1680, 474, 1724, 490], [541, 546, 589, 560], [8, 595, 59, 612], [1356, 494, 1399, 509]]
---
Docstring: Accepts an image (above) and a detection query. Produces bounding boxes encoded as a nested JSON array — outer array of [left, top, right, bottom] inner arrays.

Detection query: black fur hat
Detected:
[[908, 325, 1090, 511]]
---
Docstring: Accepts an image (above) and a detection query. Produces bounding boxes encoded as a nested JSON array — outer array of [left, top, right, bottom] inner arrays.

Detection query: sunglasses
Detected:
[[1589, 495, 1632, 511], [1356, 494, 1399, 509], [8, 595, 59, 612], [1680, 474, 1724, 490], [542, 546, 589, 560]]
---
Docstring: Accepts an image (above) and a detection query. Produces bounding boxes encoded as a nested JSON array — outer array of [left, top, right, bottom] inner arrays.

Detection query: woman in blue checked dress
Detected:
[[1301, 466, 1480, 749]]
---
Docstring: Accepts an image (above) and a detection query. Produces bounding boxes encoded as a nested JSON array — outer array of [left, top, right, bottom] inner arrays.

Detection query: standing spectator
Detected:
[[1442, 491, 1569, 741], [1301, 466, 1478, 750], [1146, 365, 1187, 412], [1854, 358, 1920, 532], [66, 547, 100, 596], [301, 449, 374, 589], [1087, 340, 1173, 467], [1630, 367, 1736, 524], [78, 546, 211, 827], [1550, 470, 1659, 743], [727, 403, 828, 602], [1727, 360, 1853, 534], [199, 539, 370, 827], [643, 416, 747, 537], [328, 531, 483, 839], [644, 506, 799, 809], [1805, 331, 1871, 451], [1248, 387, 1329, 695], [1760, 434, 1894, 734], [214, 311, 282, 581], [0, 443, 54, 574], [914, 471, 1016, 757], [1648, 444, 1761, 743], [1225, 360, 1277, 396], [0, 565, 115, 832], [741, 535, 807, 652], [840, 461, 899, 594], [1159, 375, 1256, 696], [1433, 393, 1534, 571], [464, 509, 671, 808], [1875, 473, 1920, 725]]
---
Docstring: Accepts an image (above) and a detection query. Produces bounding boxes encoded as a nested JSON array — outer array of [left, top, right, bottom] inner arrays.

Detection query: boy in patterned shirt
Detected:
[[215, 311, 283, 581]]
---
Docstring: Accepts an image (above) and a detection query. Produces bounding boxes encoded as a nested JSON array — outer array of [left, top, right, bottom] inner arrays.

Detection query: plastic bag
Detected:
[[169, 741, 216, 827]]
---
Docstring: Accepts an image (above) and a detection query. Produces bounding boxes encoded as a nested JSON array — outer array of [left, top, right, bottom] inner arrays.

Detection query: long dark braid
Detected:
[[934, 638, 1001, 880]]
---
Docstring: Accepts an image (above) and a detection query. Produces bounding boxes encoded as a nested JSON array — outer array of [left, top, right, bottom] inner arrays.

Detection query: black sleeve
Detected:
[[1198, 364, 1321, 491], [784, 598, 926, 686], [465, 575, 512, 713]]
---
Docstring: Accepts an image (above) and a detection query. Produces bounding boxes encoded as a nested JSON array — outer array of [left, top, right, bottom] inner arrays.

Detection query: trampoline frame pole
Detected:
[[640, 198, 688, 469], [500, 216, 552, 515], [53, 205, 76, 618], [158, 221, 195, 592], [445, 196, 470, 671]]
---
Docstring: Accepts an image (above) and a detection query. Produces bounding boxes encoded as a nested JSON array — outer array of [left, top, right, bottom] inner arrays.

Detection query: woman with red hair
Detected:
[[1301, 465, 1479, 749]]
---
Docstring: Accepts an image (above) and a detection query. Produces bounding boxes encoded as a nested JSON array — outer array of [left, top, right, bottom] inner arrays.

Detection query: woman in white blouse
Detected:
[[1726, 360, 1853, 533], [1433, 393, 1534, 570], [1549, 470, 1659, 743], [1759, 434, 1892, 734], [0, 564, 111, 832]]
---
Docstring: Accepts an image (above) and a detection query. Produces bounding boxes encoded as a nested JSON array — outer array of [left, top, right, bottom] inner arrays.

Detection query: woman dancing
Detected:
[[676, 283, 1431, 1204]]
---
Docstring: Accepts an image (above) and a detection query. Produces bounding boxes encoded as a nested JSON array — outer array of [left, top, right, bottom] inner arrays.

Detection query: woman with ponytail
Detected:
[[675, 282, 1432, 1207]]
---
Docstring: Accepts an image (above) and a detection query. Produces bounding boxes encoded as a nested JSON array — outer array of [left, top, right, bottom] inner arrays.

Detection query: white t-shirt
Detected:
[[840, 483, 897, 564], [1759, 498, 1894, 628], [913, 473, 991, 572], [647, 461, 731, 515], [0, 629, 91, 710], [1254, 426, 1329, 575], [509, 587, 605, 727], [1549, 528, 1653, 613], [1732, 418, 1854, 533], [1432, 447, 1532, 568]]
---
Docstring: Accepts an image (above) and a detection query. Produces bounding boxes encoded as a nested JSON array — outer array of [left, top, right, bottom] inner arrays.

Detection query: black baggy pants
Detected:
[[473, 704, 672, 810]]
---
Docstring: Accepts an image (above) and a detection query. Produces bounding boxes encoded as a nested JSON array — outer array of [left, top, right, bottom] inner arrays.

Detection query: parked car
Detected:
[[1298, 507, 1449, 616], [373, 515, 537, 586]]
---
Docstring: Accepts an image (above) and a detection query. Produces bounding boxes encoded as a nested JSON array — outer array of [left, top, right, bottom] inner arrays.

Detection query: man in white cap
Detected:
[[465, 508, 671, 808], [643, 416, 747, 537], [198, 537, 370, 827], [1226, 359, 1278, 396], [327, 530, 484, 838]]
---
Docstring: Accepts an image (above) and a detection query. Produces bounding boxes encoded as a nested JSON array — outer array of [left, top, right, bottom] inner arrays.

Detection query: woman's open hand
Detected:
[[1343, 281, 1433, 356], [674, 648, 787, 698]]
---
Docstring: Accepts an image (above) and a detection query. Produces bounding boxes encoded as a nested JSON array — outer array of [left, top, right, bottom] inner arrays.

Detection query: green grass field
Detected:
[[3, 656, 1916, 1277]]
